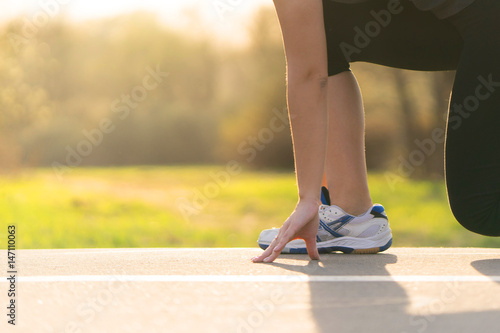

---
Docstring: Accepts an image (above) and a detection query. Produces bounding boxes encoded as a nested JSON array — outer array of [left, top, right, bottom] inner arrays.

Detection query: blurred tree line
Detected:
[[0, 7, 454, 179]]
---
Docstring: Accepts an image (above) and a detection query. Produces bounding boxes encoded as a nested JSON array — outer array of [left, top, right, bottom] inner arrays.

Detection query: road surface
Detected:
[[2, 248, 500, 333]]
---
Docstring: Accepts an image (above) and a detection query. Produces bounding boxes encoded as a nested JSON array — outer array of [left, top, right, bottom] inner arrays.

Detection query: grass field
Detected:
[[1, 166, 500, 249]]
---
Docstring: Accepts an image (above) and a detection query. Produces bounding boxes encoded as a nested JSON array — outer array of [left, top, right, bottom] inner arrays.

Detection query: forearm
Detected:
[[254, 0, 329, 263], [287, 76, 328, 204], [272, 0, 328, 204]]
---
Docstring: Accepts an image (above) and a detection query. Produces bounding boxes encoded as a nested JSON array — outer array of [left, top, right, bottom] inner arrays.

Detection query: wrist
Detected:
[[298, 196, 321, 207]]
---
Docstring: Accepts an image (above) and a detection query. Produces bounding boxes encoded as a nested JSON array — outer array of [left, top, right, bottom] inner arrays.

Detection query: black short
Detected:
[[322, 0, 463, 76]]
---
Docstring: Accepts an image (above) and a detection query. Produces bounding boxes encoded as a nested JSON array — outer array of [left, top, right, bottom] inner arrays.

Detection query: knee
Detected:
[[449, 194, 500, 237]]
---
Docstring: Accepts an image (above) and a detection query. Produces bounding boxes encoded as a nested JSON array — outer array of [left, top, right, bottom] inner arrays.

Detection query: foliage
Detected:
[[0, 8, 453, 178], [1, 166, 499, 249]]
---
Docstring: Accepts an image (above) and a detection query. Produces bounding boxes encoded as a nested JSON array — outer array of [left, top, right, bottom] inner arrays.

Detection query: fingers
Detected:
[[251, 230, 283, 263], [251, 235, 320, 263], [251, 239, 276, 263], [252, 225, 289, 263], [263, 245, 282, 263], [251, 203, 320, 263], [252, 225, 303, 263], [264, 225, 296, 262], [305, 237, 320, 261]]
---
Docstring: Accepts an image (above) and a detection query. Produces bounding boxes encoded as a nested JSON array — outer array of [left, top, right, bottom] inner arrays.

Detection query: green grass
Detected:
[[1, 166, 499, 249]]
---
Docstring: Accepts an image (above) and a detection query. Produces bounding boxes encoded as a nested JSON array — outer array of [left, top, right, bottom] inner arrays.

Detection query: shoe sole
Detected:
[[258, 233, 393, 255], [258, 238, 392, 255]]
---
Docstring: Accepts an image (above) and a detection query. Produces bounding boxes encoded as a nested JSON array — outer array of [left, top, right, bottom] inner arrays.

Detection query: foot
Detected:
[[257, 189, 392, 254]]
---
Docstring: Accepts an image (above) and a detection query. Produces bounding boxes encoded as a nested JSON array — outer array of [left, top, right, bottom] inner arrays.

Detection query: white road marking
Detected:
[[14, 248, 241, 255], [6, 275, 500, 283], [12, 248, 500, 256]]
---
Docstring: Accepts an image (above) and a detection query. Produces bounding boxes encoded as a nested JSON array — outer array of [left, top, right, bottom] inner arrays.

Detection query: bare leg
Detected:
[[325, 72, 372, 215]]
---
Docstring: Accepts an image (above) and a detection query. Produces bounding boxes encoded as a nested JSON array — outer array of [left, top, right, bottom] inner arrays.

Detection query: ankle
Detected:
[[330, 198, 373, 216]]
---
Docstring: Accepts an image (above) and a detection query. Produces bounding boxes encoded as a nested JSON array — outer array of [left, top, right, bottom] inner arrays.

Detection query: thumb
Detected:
[[305, 237, 320, 260]]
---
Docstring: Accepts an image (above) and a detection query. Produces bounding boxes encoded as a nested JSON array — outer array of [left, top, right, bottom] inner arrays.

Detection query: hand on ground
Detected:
[[252, 200, 320, 263]]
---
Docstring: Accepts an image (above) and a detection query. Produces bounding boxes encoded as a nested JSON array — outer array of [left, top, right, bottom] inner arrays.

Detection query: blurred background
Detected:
[[1, 0, 499, 249]]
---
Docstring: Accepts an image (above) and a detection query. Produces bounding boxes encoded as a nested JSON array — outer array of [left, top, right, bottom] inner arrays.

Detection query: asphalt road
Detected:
[[2, 248, 500, 333]]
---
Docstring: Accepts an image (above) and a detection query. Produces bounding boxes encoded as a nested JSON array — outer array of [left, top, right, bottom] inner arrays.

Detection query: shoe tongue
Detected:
[[319, 204, 350, 223], [321, 186, 331, 205]]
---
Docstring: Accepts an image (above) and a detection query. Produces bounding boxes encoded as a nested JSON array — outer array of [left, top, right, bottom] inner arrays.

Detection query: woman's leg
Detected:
[[326, 71, 372, 215], [445, 0, 500, 236], [322, 0, 463, 214]]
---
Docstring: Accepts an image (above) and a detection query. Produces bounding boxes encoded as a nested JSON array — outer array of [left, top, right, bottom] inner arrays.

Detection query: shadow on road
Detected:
[[471, 258, 500, 275], [267, 253, 500, 333]]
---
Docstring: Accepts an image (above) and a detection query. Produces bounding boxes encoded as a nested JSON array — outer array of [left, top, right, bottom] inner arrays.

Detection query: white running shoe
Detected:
[[257, 201, 393, 254]]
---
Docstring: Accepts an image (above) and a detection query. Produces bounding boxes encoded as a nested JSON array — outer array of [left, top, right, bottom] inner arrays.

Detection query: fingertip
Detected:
[[252, 255, 265, 263], [305, 241, 320, 261], [312, 248, 320, 260], [308, 250, 320, 261], [273, 242, 284, 253]]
